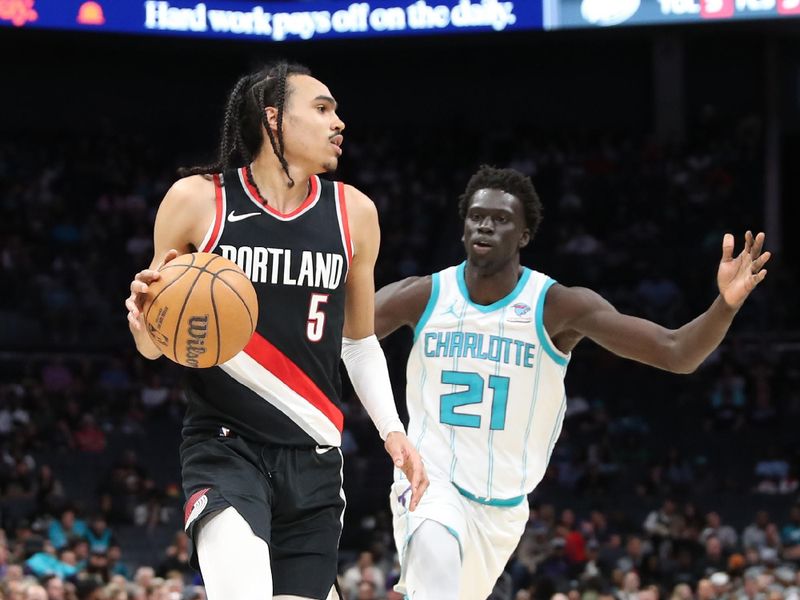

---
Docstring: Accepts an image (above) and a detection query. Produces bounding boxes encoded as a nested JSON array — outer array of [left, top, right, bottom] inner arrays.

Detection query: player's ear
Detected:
[[519, 228, 530, 249], [264, 106, 279, 133]]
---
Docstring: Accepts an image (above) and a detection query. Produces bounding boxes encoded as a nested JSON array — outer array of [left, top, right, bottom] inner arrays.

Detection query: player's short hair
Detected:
[[458, 165, 543, 238]]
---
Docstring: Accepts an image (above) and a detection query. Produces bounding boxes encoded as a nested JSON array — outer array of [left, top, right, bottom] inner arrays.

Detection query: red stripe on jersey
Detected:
[[202, 175, 224, 252], [240, 167, 320, 218], [243, 332, 344, 432], [337, 182, 353, 264]]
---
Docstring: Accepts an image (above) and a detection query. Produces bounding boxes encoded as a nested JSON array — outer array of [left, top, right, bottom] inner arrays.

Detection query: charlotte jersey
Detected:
[[182, 168, 353, 447], [406, 263, 570, 505]]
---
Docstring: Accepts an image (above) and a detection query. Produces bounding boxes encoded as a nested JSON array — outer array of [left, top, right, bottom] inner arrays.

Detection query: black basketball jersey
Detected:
[[182, 167, 353, 447]]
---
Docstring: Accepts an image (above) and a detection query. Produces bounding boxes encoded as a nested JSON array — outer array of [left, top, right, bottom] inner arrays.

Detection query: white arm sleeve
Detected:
[[341, 335, 405, 441]]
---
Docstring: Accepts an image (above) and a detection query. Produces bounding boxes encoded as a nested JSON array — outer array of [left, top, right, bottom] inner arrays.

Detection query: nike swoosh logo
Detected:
[[315, 446, 335, 455], [227, 210, 261, 222]]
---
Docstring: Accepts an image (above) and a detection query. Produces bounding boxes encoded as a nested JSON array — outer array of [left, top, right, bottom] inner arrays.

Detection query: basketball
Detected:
[[143, 252, 258, 368]]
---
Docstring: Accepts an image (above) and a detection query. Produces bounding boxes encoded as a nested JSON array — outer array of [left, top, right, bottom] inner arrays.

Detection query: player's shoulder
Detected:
[[340, 183, 374, 210], [377, 275, 433, 309], [396, 274, 434, 297], [375, 274, 435, 333], [337, 184, 379, 234], [168, 173, 216, 198], [158, 174, 216, 214], [545, 282, 595, 304], [542, 282, 608, 326]]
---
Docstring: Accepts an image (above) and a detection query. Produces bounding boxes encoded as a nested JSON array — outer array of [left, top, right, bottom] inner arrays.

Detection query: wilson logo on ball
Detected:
[[185, 315, 209, 368]]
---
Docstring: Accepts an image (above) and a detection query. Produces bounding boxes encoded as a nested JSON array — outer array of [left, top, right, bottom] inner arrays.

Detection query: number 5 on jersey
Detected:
[[307, 293, 329, 342], [439, 370, 510, 430]]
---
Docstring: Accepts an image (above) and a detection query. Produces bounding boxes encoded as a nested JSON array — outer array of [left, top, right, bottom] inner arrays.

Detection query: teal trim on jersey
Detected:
[[415, 360, 429, 450], [456, 262, 532, 313], [453, 482, 525, 507], [520, 349, 543, 494], [413, 272, 440, 343], [536, 278, 569, 366], [545, 377, 569, 466]]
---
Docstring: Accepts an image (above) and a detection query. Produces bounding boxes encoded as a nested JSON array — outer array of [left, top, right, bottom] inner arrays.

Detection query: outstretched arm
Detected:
[[548, 231, 770, 374], [374, 276, 432, 340]]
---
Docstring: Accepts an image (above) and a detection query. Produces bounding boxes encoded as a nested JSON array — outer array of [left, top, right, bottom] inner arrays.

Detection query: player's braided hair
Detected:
[[178, 61, 311, 188], [458, 164, 543, 238]]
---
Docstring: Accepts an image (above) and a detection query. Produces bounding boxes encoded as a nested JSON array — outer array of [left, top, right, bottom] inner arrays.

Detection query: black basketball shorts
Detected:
[[180, 432, 345, 599]]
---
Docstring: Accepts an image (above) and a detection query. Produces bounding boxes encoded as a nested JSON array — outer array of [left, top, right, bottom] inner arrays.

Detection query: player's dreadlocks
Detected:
[[458, 165, 543, 238], [179, 61, 311, 188]]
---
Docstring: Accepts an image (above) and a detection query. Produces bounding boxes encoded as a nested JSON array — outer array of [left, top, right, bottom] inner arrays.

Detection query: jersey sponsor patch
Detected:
[[184, 488, 211, 530], [508, 303, 532, 323]]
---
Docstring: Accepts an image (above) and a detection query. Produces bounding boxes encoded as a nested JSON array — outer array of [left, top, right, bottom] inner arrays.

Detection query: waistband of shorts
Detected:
[[217, 427, 335, 450], [452, 482, 526, 507]]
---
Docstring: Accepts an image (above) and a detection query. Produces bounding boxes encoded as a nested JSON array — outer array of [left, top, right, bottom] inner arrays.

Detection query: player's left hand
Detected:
[[717, 231, 771, 310], [384, 432, 429, 511]]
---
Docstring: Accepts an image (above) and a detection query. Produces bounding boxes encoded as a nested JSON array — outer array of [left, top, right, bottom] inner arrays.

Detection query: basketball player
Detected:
[[374, 165, 770, 600], [124, 62, 428, 600]]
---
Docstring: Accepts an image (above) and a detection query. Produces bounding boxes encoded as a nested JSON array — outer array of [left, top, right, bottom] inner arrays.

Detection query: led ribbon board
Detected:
[[543, 0, 800, 29], [0, 0, 543, 40]]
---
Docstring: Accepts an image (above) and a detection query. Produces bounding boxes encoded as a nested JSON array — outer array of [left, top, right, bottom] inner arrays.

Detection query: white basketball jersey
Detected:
[[406, 263, 570, 505]]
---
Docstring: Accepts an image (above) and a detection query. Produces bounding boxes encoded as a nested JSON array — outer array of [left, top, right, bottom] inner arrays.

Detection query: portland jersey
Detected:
[[182, 167, 353, 447], [406, 263, 570, 505]]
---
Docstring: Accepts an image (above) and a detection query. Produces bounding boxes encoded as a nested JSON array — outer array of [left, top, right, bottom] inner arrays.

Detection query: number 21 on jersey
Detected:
[[439, 370, 510, 430]]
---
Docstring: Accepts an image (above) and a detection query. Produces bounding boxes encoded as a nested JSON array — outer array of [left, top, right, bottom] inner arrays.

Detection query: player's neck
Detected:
[[249, 156, 312, 213], [464, 260, 523, 306]]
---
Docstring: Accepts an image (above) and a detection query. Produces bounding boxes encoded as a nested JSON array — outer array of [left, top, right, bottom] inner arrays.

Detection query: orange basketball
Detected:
[[143, 252, 258, 368]]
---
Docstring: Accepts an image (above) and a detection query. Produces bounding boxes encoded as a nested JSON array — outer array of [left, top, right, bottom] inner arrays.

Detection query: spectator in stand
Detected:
[[48, 508, 87, 551], [41, 574, 65, 600], [34, 465, 65, 517], [84, 516, 114, 554], [356, 580, 378, 600], [140, 374, 169, 413], [536, 537, 570, 589], [341, 552, 386, 600], [644, 499, 678, 554], [754, 445, 796, 494], [73, 415, 106, 454], [742, 511, 771, 552], [156, 532, 192, 582], [25, 540, 77, 580], [697, 536, 728, 578], [707, 363, 747, 432], [106, 545, 130, 580], [616, 535, 647, 575], [781, 504, 800, 561], [700, 511, 738, 551], [617, 571, 641, 600]]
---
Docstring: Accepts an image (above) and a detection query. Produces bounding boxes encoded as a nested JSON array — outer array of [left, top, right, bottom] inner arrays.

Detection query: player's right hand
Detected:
[[385, 431, 430, 511], [125, 249, 179, 330]]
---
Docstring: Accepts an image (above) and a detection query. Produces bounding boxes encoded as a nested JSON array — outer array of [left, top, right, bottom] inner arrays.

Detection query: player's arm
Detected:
[[374, 276, 432, 340], [125, 175, 215, 359], [341, 184, 428, 510], [547, 232, 770, 374]]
